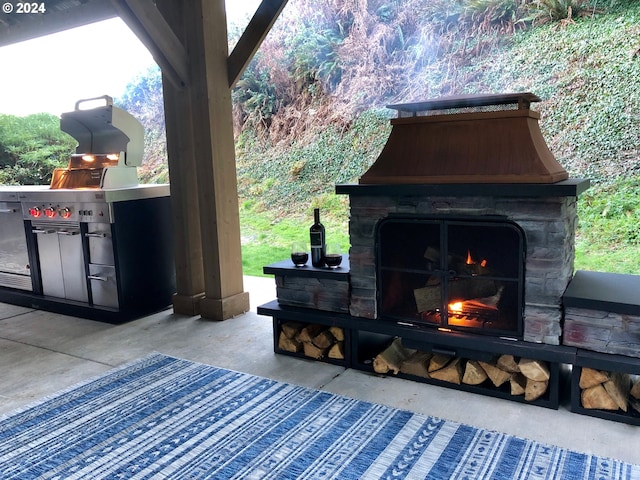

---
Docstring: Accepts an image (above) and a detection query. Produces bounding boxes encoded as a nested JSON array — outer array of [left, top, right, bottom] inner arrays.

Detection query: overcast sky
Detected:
[[0, 1, 261, 116]]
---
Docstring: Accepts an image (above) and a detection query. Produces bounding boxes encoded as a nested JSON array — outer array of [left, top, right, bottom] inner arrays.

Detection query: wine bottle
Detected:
[[310, 208, 326, 267]]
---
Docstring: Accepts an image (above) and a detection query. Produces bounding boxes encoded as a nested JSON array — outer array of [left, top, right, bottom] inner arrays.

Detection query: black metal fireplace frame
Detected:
[[375, 214, 526, 339]]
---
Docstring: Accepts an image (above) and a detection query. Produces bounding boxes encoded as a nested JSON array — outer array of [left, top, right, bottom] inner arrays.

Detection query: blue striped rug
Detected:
[[0, 353, 638, 479]]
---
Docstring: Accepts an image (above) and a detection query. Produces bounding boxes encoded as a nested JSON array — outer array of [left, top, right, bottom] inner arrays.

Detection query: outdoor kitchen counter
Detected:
[[0, 184, 170, 203], [0, 183, 174, 323]]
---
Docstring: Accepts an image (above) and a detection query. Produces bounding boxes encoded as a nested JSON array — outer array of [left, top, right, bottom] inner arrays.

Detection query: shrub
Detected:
[[524, 0, 599, 25], [0, 113, 75, 185]]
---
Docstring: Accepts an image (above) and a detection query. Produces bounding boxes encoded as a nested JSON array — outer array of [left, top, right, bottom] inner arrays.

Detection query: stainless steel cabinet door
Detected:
[[34, 229, 65, 298], [88, 264, 119, 308], [58, 231, 88, 302], [34, 225, 88, 302], [86, 223, 114, 266], [0, 202, 32, 291]]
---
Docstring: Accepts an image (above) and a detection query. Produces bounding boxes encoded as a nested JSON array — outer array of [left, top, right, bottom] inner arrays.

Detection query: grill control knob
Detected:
[[44, 207, 56, 218], [29, 207, 42, 218], [59, 207, 72, 219]]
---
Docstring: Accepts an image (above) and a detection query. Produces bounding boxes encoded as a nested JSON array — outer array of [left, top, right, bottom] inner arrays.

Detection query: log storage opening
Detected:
[[372, 338, 551, 402], [278, 321, 345, 361], [579, 367, 640, 414]]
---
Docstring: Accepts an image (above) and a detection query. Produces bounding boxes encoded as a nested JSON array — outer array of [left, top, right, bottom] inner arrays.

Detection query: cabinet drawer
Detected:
[[88, 264, 118, 308]]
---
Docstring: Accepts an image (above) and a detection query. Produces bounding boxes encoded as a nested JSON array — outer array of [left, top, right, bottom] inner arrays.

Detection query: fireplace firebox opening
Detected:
[[377, 216, 526, 338]]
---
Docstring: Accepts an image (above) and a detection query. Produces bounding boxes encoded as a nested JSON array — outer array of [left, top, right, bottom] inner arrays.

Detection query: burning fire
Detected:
[[466, 250, 488, 268], [449, 301, 464, 312]]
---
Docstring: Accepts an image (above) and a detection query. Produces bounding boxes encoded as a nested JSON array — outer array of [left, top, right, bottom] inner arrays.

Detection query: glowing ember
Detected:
[[449, 301, 464, 312]]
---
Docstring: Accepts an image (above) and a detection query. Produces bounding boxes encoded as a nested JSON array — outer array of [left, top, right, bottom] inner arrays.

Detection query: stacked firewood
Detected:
[[579, 368, 640, 414], [277, 322, 345, 361], [373, 338, 550, 401]]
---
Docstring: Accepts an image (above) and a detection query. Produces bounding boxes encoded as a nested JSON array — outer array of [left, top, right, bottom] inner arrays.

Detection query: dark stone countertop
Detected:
[[263, 258, 350, 280], [563, 270, 640, 316]]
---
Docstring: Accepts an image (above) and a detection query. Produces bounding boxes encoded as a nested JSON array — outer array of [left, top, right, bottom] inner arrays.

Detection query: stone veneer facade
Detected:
[[346, 192, 578, 345], [564, 307, 640, 358]]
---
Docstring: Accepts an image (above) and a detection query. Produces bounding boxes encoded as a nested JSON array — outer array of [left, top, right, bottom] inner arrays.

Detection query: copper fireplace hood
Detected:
[[359, 92, 568, 185]]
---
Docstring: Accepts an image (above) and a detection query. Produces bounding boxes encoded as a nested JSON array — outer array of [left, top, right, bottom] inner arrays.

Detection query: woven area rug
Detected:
[[1, 353, 638, 480]]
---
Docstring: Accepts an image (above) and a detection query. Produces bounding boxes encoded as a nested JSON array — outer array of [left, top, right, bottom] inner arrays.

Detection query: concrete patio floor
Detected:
[[1, 275, 639, 467]]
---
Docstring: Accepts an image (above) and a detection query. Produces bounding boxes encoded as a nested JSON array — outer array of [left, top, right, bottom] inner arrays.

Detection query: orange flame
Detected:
[[466, 250, 474, 265], [449, 301, 464, 312], [466, 250, 488, 268]]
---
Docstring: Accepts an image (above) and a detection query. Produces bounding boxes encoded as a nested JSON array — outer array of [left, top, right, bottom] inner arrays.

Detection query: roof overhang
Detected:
[[0, 0, 117, 47]]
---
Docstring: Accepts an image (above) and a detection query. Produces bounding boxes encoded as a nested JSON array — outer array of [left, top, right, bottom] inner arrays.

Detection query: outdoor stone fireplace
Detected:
[[336, 92, 588, 345], [338, 183, 586, 345], [259, 92, 640, 424]]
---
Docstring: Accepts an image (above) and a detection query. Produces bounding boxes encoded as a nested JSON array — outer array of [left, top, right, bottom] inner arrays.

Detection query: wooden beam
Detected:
[[227, 0, 289, 88], [111, 0, 189, 89]]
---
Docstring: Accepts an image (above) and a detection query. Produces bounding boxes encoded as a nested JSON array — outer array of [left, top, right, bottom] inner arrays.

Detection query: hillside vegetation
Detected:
[[1, 0, 639, 275], [230, 0, 640, 274], [232, 0, 640, 210]]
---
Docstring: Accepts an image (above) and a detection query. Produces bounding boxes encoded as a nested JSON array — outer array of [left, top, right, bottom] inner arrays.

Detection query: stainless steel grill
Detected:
[[0, 96, 175, 322]]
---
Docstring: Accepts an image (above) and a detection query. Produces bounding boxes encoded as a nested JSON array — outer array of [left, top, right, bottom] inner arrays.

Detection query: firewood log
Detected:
[[510, 373, 527, 396], [497, 355, 520, 373], [630, 378, 640, 400], [281, 322, 304, 339], [328, 326, 345, 342], [373, 338, 415, 375], [579, 367, 609, 389], [400, 351, 432, 378], [303, 342, 327, 360], [463, 360, 488, 385], [297, 324, 325, 343], [429, 353, 453, 372], [581, 384, 619, 410], [430, 357, 463, 384], [478, 361, 512, 387], [603, 372, 631, 412], [312, 330, 335, 349], [518, 358, 550, 382], [278, 331, 302, 353], [423, 246, 440, 262], [328, 342, 345, 360], [525, 379, 548, 401], [448, 278, 498, 302], [414, 285, 441, 313]]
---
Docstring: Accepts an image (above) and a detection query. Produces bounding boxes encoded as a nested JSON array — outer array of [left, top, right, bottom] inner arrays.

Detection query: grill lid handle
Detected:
[[74, 95, 113, 111]]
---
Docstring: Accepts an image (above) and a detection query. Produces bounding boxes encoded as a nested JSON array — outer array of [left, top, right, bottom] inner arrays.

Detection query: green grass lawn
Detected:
[[240, 203, 349, 276], [241, 177, 640, 278]]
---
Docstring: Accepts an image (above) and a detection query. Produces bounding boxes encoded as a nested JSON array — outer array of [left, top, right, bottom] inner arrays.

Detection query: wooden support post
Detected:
[[185, 0, 249, 320], [155, 0, 205, 316], [152, 0, 286, 319]]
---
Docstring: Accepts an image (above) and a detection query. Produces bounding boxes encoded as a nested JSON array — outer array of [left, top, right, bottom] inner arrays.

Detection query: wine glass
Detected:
[[290, 242, 309, 267], [324, 243, 343, 269]]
